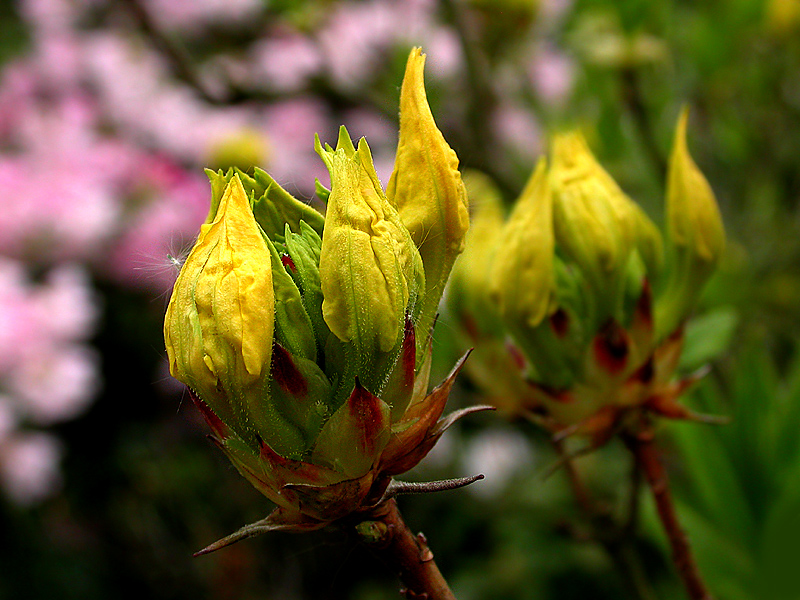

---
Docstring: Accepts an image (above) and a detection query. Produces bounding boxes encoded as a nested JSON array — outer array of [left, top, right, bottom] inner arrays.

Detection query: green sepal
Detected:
[[219, 436, 289, 507], [263, 234, 317, 362], [314, 179, 331, 203], [218, 168, 323, 243], [268, 344, 333, 456], [512, 256, 587, 390], [284, 221, 330, 349], [311, 379, 391, 479], [204, 168, 234, 224]]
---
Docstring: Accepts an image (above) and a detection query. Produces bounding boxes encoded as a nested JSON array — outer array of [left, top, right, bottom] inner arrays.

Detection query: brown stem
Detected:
[[553, 439, 596, 517], [624, 429, 714, 600], [356, 499, 456, 600]]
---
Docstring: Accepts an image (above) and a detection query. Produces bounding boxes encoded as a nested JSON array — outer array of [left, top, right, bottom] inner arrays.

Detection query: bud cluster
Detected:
[[449, 111, 725, 441], [164, 49, 476, 531]]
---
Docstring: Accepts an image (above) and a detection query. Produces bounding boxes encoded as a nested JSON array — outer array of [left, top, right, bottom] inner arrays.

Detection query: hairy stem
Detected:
[[356, 499, 457, 600], [624, 429, 714, 600]]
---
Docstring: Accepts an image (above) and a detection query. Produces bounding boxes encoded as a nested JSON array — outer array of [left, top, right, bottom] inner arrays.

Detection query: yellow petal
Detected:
[[165, 174, 274, 439], [449, 171, 506, 332], [490, 158, 554, 328], [318, 132, 424, 355], [387, 47, 469, 336], [667, 108, 725, 266]]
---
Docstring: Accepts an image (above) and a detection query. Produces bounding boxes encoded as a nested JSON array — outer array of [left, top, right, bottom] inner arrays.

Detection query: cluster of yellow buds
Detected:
[[449, 110, 725, 442], [164, 48, 477, 535]]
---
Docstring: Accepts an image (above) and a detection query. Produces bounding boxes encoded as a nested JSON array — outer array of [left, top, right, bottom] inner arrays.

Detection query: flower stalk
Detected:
[[623, 426, 714, 600], [355, 499, 457, 600]]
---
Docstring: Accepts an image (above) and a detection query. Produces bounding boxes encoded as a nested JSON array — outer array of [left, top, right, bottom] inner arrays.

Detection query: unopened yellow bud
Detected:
[[667, 109, 725, 268], [550, 131, 640, 318], [164, 175, 275, 442], [490, 158, 554, 328], [657, 109, 726, 336], [449, 171, 506, 332], [387, 47, 469, 339], [317, 129, 425, 356]]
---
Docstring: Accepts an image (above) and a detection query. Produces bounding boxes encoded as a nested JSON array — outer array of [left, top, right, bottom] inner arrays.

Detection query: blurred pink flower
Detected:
[[250, 33, 323, 93], [342, 108, 397, 184], [318, 0, 459, 89], [0, 260, 100, 426], [493, 102, 543, 161], [32, 264, 99, 347], [143, 0, 263, 33], [9, 346, 99, 426], [529, 45, 575, 107], [318, 1, 399, 89], [261, 97, 334, 196], [0, 432, 63, 505], [106, 159, 209, 291], [19, 0, 81, 33], [84, 32, 254, 163]]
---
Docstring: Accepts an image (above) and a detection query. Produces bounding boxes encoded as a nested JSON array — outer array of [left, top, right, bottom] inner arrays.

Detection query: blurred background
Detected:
[[1, 0, 800, 598]]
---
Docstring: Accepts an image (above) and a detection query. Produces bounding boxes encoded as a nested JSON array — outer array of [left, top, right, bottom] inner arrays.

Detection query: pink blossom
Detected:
[[342, 108, 397, 184], [529, 46, 575, 107], [0, 432, 63, 505], [84, 32, 253, 163], [261, 98, 334, 196], [0, 259, 99, 426], [318, 0, 401, 89], [19, 0, 80, 33], [9, 346, 99, 426], [106, 161, 208, 291], [32, 265, 99, 348], [142, 0, 263, 33], [493, 102, 543, 161], [250, 34, 323, 93]]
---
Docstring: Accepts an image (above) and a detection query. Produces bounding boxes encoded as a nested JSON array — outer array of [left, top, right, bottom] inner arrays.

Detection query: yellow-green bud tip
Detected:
[[667, 108, 726, 266]]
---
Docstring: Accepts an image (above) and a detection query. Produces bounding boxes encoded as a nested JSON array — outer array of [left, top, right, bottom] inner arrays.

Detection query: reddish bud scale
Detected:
[[549, 308, 570, 338], [593, 319, 630, 375], [189, 389, 229, 438], [258, 437, 333, 486], [350, 379, 390, 458], [271, 343, 308, 397], [281, 253, 297, 273], [401, 316, 416, 389], [633, 280, 653, 328], [461, 313, 480, 341], [506, 341, 527, 371], [631, 357, 655, 385]]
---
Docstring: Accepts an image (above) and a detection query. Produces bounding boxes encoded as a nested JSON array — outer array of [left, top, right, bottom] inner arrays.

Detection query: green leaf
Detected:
[[679, 306, 738, 371]]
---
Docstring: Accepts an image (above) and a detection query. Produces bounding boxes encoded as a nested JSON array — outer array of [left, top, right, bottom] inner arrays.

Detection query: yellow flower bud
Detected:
[[657, 109, 726, 336], [449, 171, 506, 333], [164, 174, 275, 443], [550, 131, 639, 319], [666, 109, 725, 268], [317, 128, 425, 357], [490, 158, 554, 328], [387, 47, 469, 339]]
